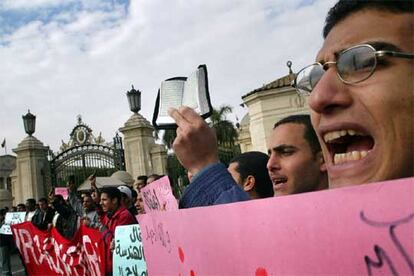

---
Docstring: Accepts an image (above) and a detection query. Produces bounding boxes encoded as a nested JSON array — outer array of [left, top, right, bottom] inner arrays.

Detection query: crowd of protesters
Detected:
[[1, 0, 413, 274], [0, 172, 167, 275]]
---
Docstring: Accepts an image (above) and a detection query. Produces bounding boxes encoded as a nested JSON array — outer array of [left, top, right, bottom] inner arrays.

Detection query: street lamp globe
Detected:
[[126, 85, 141, 113], [22, 110, 36, 136]]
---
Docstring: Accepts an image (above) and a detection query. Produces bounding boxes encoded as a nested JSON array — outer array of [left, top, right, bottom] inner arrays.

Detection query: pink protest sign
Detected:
[[140, 176, 178, 213], [138, 178, 414, 275], [54, 187, 68, 200]]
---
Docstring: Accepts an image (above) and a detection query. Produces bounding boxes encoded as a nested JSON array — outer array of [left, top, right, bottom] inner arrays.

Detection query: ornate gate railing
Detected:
[[49, 116, 125, 187], [50, 144, 124, 187]]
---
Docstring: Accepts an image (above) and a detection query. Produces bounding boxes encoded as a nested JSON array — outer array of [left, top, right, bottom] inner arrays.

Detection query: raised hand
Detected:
[[168, 106, 219, 176]]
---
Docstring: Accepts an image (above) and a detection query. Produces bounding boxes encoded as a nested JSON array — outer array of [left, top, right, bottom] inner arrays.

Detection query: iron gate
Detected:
[[50, 144, 125, 187]]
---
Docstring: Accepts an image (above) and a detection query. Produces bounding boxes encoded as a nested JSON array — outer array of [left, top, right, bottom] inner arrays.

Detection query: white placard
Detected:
[[0, 212, 26, 235]]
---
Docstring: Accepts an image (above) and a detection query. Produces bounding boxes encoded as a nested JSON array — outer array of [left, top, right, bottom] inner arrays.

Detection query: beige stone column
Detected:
[[12, 136, 50, 205], [241, 74, 309, 153], [150, 144, 167, 175], [119, 113, 156, 180]]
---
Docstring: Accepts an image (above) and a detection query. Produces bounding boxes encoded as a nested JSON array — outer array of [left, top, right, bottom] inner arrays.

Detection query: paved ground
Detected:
[[10, 252, 26, 276]]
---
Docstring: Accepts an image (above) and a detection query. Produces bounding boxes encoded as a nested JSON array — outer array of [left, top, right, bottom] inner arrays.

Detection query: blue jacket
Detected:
[[179, 163, 250, 208]]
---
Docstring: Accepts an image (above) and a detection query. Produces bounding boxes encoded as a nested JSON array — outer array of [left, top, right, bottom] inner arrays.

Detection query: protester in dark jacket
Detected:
[[31, 198, 55, 231], [0, 209, 13, 276], [179, 163, 249, 208], [51, 195, 80, 240]]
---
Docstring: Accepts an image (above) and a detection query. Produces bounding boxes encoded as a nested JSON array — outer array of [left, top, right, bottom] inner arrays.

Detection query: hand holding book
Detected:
[[152, 64, 213, 129]]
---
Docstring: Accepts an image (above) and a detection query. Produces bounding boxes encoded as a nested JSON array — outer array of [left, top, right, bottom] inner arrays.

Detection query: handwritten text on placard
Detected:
[[0, 212, 26, 235], [140, 176, 178, 213], [138, 178, 414, 275], [113, 224, 148, 276]]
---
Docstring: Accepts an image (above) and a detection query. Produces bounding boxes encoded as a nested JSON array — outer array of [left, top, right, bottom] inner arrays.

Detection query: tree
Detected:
[[162, 129, 177, 150], [210, 105, 238, 147]]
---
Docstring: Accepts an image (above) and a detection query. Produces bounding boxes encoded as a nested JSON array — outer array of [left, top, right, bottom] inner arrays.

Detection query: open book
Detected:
[[152, 64, 213, 129]]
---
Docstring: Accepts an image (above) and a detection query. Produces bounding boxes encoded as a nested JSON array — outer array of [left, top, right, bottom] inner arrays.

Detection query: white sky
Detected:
[[0, 0, 336, 153]]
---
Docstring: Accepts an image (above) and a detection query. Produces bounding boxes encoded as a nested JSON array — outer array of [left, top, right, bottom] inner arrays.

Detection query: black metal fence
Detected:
[[50, 144, 125, 187]]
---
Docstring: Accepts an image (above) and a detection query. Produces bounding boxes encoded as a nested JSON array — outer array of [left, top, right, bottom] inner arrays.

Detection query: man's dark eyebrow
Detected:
[[271, 144, 296, 152], [366, 41, 402, 52], [333, 41, 403, 57]]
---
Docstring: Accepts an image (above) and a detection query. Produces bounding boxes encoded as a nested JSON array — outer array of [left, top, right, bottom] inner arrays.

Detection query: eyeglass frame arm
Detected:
[[376, 50, 414, 59]]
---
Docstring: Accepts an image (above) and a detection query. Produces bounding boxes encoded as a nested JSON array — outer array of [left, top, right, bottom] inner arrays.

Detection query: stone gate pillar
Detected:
[[119, 113, 157, 180], [150, 144, 168, 176], [12, 136, 50, 205]]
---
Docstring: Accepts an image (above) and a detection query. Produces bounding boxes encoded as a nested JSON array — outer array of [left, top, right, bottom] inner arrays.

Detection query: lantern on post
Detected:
[[126, 85, 141, 113], [22, 110, 36, 136]]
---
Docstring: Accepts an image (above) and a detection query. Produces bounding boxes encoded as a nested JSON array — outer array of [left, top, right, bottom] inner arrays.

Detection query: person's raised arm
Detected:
[[168, 107, 249, 208], [168, 106, 219, 176]]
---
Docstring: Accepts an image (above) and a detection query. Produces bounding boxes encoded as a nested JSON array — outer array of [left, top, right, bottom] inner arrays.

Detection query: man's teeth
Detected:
[[334, 150, 369, 164], [323, 129, 363, 142]]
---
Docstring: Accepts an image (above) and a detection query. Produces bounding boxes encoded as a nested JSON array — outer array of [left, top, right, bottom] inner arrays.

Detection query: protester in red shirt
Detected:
[[99, 186, 137, 275]]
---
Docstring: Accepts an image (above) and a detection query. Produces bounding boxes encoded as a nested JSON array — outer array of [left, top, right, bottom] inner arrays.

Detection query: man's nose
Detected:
[[308, 68, 353, 115], [267, 153, 281, 171]]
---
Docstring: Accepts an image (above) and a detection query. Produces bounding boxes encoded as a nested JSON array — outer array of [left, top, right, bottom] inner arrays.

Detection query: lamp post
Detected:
[[113, 132, 123, 150], [22, 110, 36, 136], [113, 132, 125, 170], [126, 85, 141, 113]]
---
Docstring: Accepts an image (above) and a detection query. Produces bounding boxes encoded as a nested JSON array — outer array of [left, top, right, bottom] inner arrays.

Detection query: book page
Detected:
[[159, 80, 185, 117], [196, 67, 210, 114], [182, 70, 199, 111]]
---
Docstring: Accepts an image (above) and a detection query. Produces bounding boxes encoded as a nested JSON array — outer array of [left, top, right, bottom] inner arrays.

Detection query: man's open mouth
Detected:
[[272, 177, 287, 186], [323, 129, 374, 165]]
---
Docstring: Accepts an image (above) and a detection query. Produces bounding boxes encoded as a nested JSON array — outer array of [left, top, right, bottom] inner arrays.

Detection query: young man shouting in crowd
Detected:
[[168, 0, 413, 208]]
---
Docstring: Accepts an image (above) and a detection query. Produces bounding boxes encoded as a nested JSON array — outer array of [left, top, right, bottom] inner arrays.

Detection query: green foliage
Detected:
[[211, 105, 238, 147], [166, 154, 189, 197], [162, 129, 177, 150]]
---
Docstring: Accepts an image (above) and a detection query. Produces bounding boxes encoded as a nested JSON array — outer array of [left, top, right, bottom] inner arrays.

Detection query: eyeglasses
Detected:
[[293, 44, 414, 96]]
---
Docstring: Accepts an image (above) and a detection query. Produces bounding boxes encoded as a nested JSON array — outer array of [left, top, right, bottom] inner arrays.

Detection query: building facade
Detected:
[[238, 73, 310, 153], [0, 155, 16, 207]]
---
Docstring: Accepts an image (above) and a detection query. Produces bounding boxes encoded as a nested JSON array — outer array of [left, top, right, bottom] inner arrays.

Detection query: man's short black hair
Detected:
[[274, 114, 321, 156], [131, 189, 137, 199], [26, 198, 36, 206], [229, 151, 274, 198], [323, 0, 414, 38], [148, 174, 163, 181], [101, 186, 122, 205], [0, 209, 6, 216], [137, 175, 148, 183], [53, 194, 65, 203], [38, 198, 48, 204], [81, 191, 91, 197]]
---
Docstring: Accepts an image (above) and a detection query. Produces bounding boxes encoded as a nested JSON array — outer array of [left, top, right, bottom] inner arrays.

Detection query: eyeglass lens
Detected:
[[296, 64, 324, 95], [296, 45, 377, 95], [337, 45, 376, 83]]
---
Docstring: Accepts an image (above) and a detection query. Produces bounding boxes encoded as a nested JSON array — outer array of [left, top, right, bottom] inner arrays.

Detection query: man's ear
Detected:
[[316, 151, 327, 172], [243, 175, 256, 192], [112, 197, 119, 206]]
